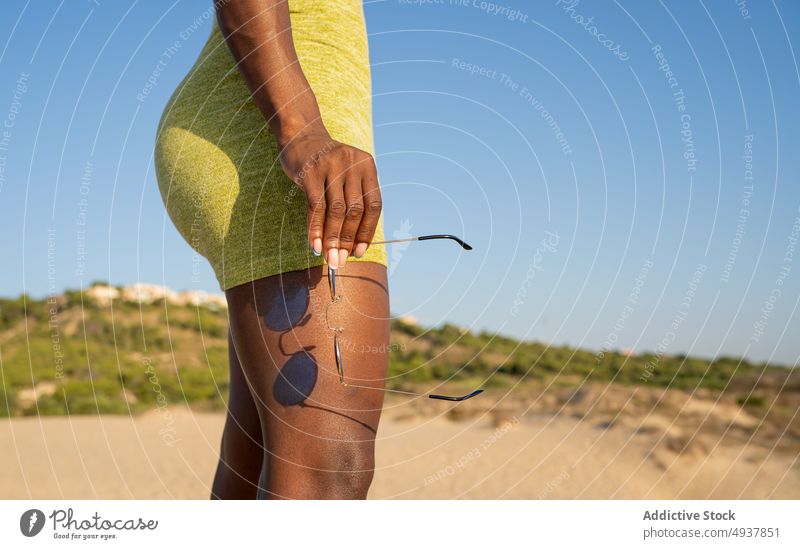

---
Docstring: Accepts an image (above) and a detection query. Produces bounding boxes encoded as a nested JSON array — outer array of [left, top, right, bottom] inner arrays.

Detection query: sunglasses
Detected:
[[326, 234, 483, 402]]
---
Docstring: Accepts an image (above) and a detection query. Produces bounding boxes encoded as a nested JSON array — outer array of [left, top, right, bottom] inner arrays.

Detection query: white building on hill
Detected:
[[121, 283, 177, 304], [85, 282, 227, 309], [172, 290, 228, 309], [84, 285, 120, 307]]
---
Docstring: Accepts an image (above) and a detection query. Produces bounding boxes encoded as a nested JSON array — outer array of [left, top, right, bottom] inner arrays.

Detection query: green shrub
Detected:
[[737, 395, 765, 407]]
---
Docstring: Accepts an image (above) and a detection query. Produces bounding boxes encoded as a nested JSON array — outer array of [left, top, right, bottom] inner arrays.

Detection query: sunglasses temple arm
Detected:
[[328, 250, 477, 401], [335, 337, 482, 400], [428, 389, 484, 401], [371, 234, 472, 251], [340, 382, 483, 402], [369, 237, 419, 246]]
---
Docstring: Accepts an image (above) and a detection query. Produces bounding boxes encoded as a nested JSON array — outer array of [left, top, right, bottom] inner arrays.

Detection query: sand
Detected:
[[0, 406, 796, 499]]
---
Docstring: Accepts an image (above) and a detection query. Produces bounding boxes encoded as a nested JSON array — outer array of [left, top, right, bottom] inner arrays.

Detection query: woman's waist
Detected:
[[159, 2, 370, 127], [207, 0, 368, 49], [193, 3, 369, 77]]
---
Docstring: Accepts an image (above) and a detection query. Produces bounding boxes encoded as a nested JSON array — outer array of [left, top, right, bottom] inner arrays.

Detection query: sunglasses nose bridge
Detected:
[[325, 298, 344, 333]]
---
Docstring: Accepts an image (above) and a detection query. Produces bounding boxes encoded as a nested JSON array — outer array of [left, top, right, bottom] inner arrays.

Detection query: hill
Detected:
[[0, 286, 798, 452]]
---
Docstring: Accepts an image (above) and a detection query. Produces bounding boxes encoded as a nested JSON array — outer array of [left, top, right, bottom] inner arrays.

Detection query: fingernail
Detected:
[[339, 248, 349, 266], [354, 243, 368, 258], [312, 238, 322, 256], [327, 248, 339, 270]]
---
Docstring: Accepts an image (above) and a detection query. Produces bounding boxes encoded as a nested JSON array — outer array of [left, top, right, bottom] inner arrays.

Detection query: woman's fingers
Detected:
[[305, 146, 379, 267], [338, 171, 365, 263], [353, 169, 382, 258], [322, 170, 346, 269], [305, 184, 325, 256]]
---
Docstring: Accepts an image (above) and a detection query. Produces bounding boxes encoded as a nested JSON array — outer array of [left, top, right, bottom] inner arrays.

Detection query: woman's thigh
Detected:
[[225, 262, 389, 498]]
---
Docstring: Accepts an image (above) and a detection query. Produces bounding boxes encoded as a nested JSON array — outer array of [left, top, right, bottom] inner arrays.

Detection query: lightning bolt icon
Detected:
[[28, 511, 38, 533]]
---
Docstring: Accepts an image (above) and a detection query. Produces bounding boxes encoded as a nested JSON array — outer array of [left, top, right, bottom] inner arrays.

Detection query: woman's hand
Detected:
[[215, 1, 380, 269], [279, 127, 382, 269]]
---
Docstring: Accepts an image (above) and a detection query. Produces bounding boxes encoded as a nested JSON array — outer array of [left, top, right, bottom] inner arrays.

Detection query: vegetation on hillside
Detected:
[[0, 288, 796, 417]]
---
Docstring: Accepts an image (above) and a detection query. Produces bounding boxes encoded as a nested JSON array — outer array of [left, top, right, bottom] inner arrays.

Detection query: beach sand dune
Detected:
[[0, 407, 796, 499]]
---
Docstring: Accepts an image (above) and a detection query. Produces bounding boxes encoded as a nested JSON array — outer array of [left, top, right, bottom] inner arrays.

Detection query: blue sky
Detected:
[[1, 0, 798, 365]]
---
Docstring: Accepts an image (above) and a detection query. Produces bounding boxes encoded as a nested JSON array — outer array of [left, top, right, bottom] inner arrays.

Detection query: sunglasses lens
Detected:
[[334, 335, 345, 384], [328, 268, 337, 299]]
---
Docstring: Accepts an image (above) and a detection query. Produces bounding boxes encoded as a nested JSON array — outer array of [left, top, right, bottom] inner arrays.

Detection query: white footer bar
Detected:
[[2, 500, 798, 548]]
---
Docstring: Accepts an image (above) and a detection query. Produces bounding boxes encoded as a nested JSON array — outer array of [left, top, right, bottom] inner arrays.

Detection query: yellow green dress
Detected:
[[154, 0, 387, 290]]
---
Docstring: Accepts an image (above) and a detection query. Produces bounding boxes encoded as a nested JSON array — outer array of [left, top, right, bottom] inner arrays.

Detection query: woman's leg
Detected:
[[225, 262, 389, 499], [210, 331, 265, 499]]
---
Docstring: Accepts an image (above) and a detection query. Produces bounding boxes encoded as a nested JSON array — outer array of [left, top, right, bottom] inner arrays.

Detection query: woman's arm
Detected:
[[215, 0, 382, 268]]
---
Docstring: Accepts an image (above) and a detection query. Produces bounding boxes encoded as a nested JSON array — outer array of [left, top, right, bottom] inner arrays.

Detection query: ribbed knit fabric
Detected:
[[154, 0, 387, 291]]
